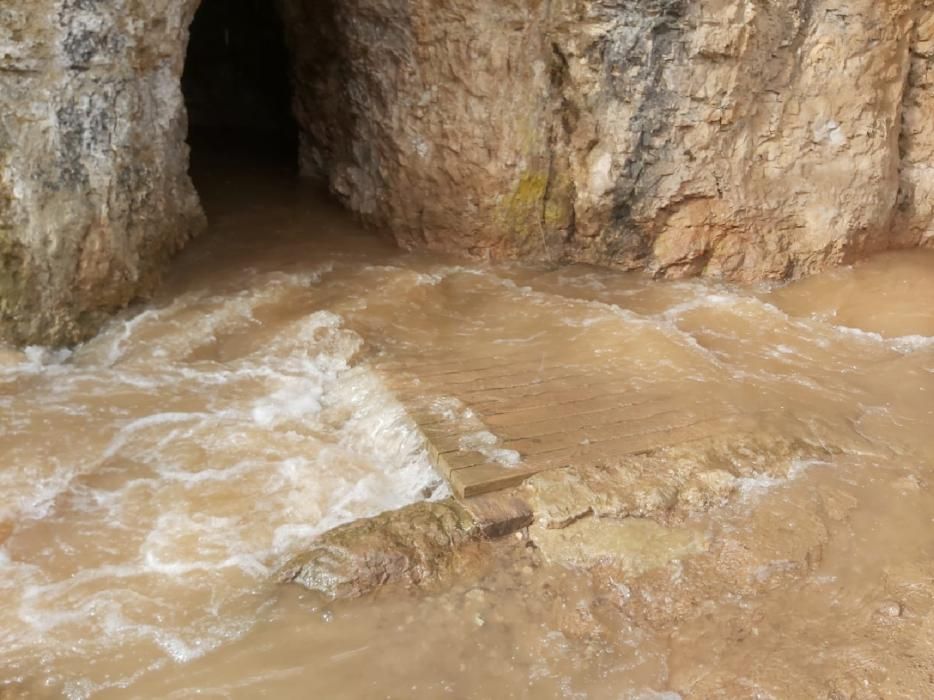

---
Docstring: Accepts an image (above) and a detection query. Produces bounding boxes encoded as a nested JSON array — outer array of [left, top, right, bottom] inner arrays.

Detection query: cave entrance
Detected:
[[182, 0, 299, 179]]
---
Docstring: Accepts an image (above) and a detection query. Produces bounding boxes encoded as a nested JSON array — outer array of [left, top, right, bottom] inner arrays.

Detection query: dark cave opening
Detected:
[[182, 0, 299, 177]]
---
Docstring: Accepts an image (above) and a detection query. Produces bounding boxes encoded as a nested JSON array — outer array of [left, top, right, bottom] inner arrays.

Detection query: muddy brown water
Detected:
[[1, 165, 933, 698]]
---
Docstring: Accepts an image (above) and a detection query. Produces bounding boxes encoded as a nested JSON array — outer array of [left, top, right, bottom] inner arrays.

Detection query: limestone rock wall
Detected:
[[1, 0, 933, 345], [896, 5, 934, 248], [555, 0, 929, 278], [0, 1, 203, 345], [279, 0, 562, 258], [304, 0, 934, 279]]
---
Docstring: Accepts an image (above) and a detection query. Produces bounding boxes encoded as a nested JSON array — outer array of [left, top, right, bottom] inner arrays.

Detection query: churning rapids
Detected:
[[2, 164, 934, 699]]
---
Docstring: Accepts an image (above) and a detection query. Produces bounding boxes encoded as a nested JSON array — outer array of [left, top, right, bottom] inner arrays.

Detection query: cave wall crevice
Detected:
[[894, 3, 934, 249], [184, 0, 296, 139]]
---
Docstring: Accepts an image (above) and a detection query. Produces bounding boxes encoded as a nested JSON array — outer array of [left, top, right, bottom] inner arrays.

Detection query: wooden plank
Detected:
[[450, 462, 548, 499], [400, 357, 549, 383], [389, 375, 599, 418], [369, 337, 767, 499], [422, 440, 488, 480], [421, 364, 578, 389], [461, 491, 533, 538], [532, 413, 763, 469], [463, 377, 635, 410], [446, 414, 764, 498], [422, 369, 577, 394], [492, 399, 720, 439], [482, 391, 679, 429], [496, 408, 717, 455], [466, 376, 706, 408]]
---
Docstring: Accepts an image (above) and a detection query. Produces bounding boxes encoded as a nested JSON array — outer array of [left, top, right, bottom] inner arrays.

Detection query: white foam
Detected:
[[823, 323, 934, 353], [101, 412, 210, 460], [459, 430, 499, 449], [661, 291, 739, 320], [0, 291, 446, 687], [0, 344, 71, 378], [251, 380, 324, 427], [427, 396, 476, 423], [23, 345, 72, 367], [459, 430, 522, 468], [736, 459, 821, 500]]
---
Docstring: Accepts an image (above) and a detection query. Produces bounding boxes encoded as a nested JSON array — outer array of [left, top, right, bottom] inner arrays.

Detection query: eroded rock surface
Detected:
[[280, 499, 481, 599], [0, 2, 205, 345], [3, 0, 934, 344], [522, 433, 833, 529], [293, 0, 934, 279], [529, 516, 706, 574], [283, 432, 839, 600]]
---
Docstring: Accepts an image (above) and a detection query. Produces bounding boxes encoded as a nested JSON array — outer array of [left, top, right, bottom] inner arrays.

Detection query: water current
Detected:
[[2, 164, 933, 698]]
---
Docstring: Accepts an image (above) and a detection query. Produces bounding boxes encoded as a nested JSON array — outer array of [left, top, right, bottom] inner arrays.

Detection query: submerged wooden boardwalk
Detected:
[[375, 351, 756, 500]]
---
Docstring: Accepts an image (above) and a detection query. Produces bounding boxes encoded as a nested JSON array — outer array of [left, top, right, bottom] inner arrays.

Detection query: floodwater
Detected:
[[1, 162, 933, 698]]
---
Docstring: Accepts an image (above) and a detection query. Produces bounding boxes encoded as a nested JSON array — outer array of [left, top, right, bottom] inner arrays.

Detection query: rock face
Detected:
[[2, 0, 933, 344], [282, 432, 835, 600], [281, 499, 481, 599], [301, 0, 934, 276], [519, 431, 833, 572], [0, 2, 204, 345]]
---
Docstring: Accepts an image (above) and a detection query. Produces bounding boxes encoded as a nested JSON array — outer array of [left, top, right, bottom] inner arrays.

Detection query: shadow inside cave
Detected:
[[182, 0, 299, 187]]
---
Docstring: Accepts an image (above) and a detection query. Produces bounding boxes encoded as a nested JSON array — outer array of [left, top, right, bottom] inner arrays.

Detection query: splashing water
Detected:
[[2, 171, 933, 698]]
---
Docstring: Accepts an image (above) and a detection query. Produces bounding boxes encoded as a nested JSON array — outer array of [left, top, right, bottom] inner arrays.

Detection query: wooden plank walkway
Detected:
[[374, 350, 759, 499]]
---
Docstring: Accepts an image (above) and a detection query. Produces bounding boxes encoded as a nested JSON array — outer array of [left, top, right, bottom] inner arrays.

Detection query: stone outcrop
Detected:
[[280, 498, 482, 599], [0, 2, 204, 345], [2, 0, 933, 344], [282, 432, 837, 600], [514, 431, 832, 572]]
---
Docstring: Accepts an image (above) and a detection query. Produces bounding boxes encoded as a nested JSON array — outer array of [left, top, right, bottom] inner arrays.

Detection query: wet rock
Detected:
[[819, 486, 861, 522], [459, 491, 534, 538], [282, 432, 835, 599], [875, 600, 903, 618], [712, 504, 830, 593], [520, 468, 596, 529], [529, 516, 706, 575], [515, 432, 843, 587], [523, 432, 830, 527], [886, 562, 933, 599], [280, 499, 480, 599], [677, 469, 738, 511]]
